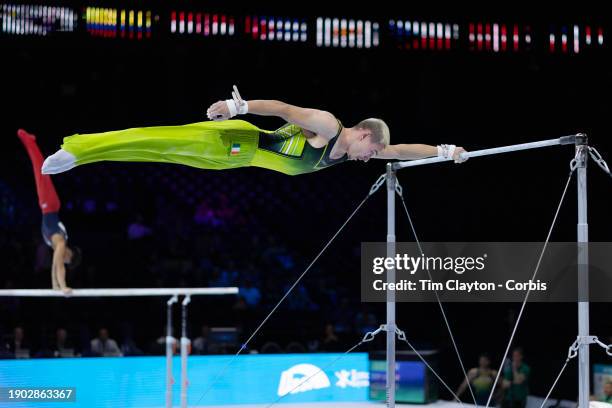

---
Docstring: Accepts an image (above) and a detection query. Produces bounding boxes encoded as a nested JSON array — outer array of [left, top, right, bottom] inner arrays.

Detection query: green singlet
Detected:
[[60, 119, 348, 176]]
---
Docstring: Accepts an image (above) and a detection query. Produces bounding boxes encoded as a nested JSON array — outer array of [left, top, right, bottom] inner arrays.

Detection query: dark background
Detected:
[[1, 1, 611, 403]]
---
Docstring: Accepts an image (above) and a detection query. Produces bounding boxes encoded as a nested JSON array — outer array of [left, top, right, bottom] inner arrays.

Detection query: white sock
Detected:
[[42, 149, 76, 174]]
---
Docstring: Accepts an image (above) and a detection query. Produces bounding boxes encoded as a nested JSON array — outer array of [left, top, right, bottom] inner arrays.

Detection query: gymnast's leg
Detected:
[[17, 129, 61, 214], [41, 120, 261, 174]]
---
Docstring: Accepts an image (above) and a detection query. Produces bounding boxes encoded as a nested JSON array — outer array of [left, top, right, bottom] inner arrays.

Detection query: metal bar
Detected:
[[166, 295, 178, 408], [392, 136, 576, 170], [386, 163, 397, 408], [180, 295, 192, 408], [0, 288, 238, 297], [576, 142, 590, 408]]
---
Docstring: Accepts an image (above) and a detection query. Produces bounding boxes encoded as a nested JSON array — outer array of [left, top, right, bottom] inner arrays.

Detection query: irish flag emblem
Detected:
[[230, 143, 241, 155]]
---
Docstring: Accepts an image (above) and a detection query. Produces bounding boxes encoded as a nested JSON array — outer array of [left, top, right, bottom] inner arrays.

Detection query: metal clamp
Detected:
[[570, 146, 587, 172], [577, 335, 598, 345], [568, 339, 580, 359], [570, 158, 578, 172], [395, 179, 403, 197], [369, 174, 387, 196], [567, 336, 612, 358], [572, 145, 590, 171], [395, 327, 407, 342], [361, 325, 386, 343], [594, 338, 612, 357], [589, 146, 612, 177], [566, 336, 596, 359], [569, 335, 598, 359], [574, 133, 588, 145]]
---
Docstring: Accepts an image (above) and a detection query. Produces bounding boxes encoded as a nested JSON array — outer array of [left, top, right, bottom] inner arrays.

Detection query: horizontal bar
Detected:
[[392, 136, 578, 171], [0, 287, 239, 297]]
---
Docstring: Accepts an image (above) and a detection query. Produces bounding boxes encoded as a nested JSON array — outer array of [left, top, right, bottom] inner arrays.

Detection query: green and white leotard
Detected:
[[59, 119, 348, 176]]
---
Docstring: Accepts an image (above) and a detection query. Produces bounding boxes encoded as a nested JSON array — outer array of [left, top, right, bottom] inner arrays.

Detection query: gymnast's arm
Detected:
[[374, 144, 467, 162], [51, 235, 71, 293], [248, 100, 339, 138], [206, 98, 339, 139], [374, 144, 437, 160]]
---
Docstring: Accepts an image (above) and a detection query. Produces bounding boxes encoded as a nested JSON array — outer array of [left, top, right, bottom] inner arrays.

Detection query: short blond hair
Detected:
[[355, 118, 390, 145]]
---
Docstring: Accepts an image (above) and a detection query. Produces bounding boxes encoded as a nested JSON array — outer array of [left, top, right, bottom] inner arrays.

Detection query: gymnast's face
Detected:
[[347, 130, 385, 162], [63, 247, 73, 264]]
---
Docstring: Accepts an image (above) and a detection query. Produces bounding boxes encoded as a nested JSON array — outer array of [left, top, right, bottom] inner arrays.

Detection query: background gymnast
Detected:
[[42, 86, 468, 175], [17, 129, 81, 293]]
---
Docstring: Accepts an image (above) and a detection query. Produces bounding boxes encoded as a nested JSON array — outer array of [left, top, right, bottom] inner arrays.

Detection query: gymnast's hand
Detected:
[[206, 85, 249, 121], [453, 147, 468, 163], [206, 100, 231, 121]]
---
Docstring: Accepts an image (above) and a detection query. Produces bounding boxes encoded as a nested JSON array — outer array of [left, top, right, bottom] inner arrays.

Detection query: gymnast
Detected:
[[42, 86, 468, 175], [17, 129, 81, 293]]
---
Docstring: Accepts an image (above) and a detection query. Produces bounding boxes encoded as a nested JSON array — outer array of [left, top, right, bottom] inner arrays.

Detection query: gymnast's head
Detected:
[[346, 118, 390, 162], [65, 246, 82, 270]]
